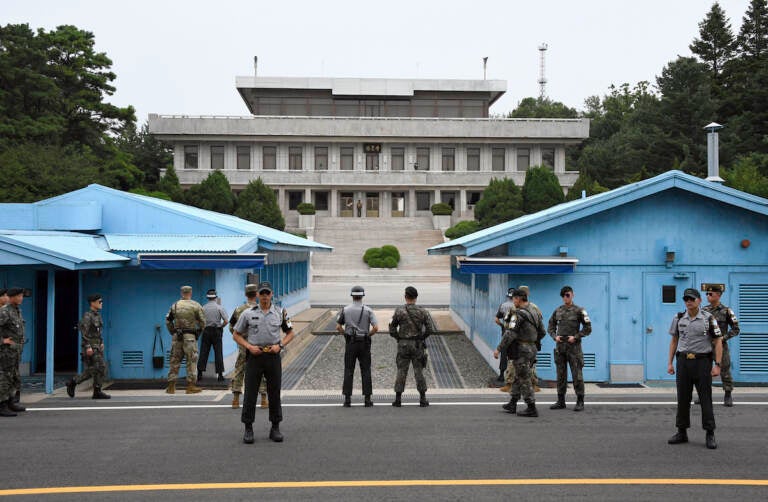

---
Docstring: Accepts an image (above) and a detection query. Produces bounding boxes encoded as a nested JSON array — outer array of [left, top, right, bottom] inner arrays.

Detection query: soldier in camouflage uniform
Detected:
[[548, 285, 592, 412], [494, 288, 545, 417], [165, 285, 205, 394], [0, 288, 27, 417], [0, 289, 20, 405], [500, 285, 542, 394], [229, 284, 267, 409], [702, 284, 740, 407], [66, 294, 110, 399], [494, 288, 516, 391], [389, 286, 435, 407]]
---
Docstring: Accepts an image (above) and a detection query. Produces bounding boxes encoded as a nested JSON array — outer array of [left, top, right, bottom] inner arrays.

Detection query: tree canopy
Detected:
[[234, 178, 286, 230], [473, 178, 524, 228]]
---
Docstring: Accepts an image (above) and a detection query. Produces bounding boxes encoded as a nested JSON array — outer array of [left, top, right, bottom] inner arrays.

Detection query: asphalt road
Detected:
[[2, 394, 767, 501]]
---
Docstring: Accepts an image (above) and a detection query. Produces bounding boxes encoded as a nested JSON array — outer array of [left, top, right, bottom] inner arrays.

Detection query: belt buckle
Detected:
[[686, 353, 696, 360]]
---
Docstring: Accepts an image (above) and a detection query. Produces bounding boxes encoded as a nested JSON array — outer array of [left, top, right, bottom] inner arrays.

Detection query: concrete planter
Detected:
[[432, 214, 451, 230], [298, 214, 316, 230]]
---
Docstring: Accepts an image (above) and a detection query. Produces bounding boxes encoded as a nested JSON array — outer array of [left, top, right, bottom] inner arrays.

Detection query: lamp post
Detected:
[[704, 122, 724, 183]]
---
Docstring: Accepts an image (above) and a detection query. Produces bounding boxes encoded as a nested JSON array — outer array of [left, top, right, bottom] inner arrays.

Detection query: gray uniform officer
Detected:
[[336, 286, 379, 407]]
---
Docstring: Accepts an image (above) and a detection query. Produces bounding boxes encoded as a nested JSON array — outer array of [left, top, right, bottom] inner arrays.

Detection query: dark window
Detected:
[[289, 146, 302, 171], [542, 147, 555, 170], [416, 191, 431, 211], [467, 191, 482, 206], [466, 147, 480, 171], [366, 153, 379, 171], [492, 147, 505, 172], [184, 145, 198, 169], [236, 146, 250, 170], [288, 191, 304, 210], [314, 191, 329, 211], [340, 147, 354, 171], [263, 146, 276, 170], [662, 285, 676, 304], [391, 147, 405, 171], [210, 145, 225, 170], [442, 147, 455, 171], [314, 147, 328, 171], [416, 147, 430, 171], [517, 148, 530, 171]]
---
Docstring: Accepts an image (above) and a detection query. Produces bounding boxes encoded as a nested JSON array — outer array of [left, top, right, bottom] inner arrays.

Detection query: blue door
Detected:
[[644, 272, 694, 381]]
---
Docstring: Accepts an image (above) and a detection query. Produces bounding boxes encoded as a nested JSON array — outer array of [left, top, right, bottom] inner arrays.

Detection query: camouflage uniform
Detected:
[[389, 304, 435, 395], [229, 301, 266, 396], [499, 305, 545, 407], [548, 303, 592, 398], [702, 303, 739, 393], [504, 301, 541, 389], [165, 298, 205, 385], [0, 303, 25, 402], [72, 310, 107, 387]]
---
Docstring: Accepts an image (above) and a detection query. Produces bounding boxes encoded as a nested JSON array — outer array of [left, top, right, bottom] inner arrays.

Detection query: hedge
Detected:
[[363, 244, 400, 268], [430, 202, 453, 215]]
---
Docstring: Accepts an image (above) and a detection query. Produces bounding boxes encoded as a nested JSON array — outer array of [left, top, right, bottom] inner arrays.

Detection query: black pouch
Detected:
[[152, 327, 165, 369]]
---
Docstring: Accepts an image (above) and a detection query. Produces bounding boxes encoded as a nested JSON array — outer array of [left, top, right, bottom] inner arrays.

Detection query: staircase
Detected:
[[311, 216, 450, 283]]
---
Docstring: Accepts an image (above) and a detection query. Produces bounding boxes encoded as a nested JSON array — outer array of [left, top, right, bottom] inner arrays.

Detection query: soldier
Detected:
[[0, 289, 19, 405], [667, 288, 722, 450], [336, 286, 379, 407], [229, 284, 267, 409], [0, 288, 27, 417], [389, 286, 435, 407], [494, 288, 546, 417], [198, 289, 228, 383], [233, 281, 294, 444], [548, 286, 592, 412], [165, 285, 205, 394], [494, 288, 516, 391], [66, 294, 110, 399], [518, 285, 542, 393], [702, 284, 739, 407]]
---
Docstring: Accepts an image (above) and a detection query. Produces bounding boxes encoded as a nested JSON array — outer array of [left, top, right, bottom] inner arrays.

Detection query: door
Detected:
[[644, 272, 694, 381], [340, 192, 354, 217], [365, 192, 379, 217], [391, 192, 406, 217]]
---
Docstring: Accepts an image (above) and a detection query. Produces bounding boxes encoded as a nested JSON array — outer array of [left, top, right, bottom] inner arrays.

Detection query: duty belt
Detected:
[[181, 329, 198, 334], [676, 351, 712, 359], [518, 340, 537, 345]]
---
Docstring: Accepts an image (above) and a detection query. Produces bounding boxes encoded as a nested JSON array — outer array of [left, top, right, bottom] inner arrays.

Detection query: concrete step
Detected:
[[315, 216, 435, 230]]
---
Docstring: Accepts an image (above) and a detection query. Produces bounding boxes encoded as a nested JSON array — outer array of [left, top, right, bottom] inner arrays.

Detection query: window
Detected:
[[442, 147, 455, 171], [340, 147, 354, 171], [416, 147, 430, 171], [517, 148, 530, 171], [314, 191, 329, 211], [366, 153, 379, 171], [466, 147, 480, 171], [467, 191, 482, 206], [284, 98, 307, 115], [236, 146, 250, 170], [542, 147, 555, 170], [662, 285, 676, 304], [263, 146, 276, 170], [492, 147, 505, 172], [391, 147, 405, 171], [287, 191, 304, 210], [416, 191, 431, 211], [184, 145, 198, 169], [314, 147, 328, 171], [289, 146, 302, 171], [210, 145, 225, 170]]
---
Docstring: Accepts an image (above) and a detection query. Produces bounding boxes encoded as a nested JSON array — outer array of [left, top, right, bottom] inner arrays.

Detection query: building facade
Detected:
[[148, 77, 589, 227]]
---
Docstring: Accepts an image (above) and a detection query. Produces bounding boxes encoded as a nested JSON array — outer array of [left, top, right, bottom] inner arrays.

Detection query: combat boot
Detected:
[[165, 381, 175, 394], [197, 370, 203, 383], [705, 430, 717, 449], [724, 391, 733, 407], [364, 395, 374, 407], [231, 392, 240, 408], [534, 384, 542, 393], [668, 429, 688, 444], [7, 399, 25, 412], [243, 424, 254, 444], [92, 386, 111, 400], [269, 423, 284, 442], [260, 392, 269, 409], [502, 398, 518, 414], [186, 383, 202, 394], [550, 394, 566, 409], [419, 391, 429, 407], [13, 390, 20, 403], [0, 400, 17, 417], [343, 395, 351, 408], [517, 402, 538, 417], [574, 395, 585, 412], [392, 392, 402, 407], [499, 384, 511, 393], [66, 378, 76, 398]]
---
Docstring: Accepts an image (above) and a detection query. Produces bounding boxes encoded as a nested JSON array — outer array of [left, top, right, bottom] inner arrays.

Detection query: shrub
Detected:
[[431, 202, 453, 215], [363, 245, 400, 268], [445, 220, 481, 239], [296, 202, 316, 215], [380, 244, 400, 262]]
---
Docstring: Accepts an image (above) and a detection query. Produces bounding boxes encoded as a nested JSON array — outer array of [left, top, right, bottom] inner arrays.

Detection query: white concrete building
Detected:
[[148, 76, 589, 227]]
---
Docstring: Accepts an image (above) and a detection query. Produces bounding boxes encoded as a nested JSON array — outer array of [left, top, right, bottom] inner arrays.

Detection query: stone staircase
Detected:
[[311, 216, 450, 283]]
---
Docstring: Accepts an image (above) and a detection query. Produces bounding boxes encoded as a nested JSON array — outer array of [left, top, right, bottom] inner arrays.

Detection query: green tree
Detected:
[[522, 166, 565, 213], [184, 170, 235, 214], [507, 97, 578, 118], [690, 2, 736, 79], [473, 177, 523, 228], [234, 178, 285, 230], [129, 187, 172, 201], [157, 164, 184, 202], [722, 153, 768, 197], [735, 0, 768, 59], [116, 122, 172, 189], [565, 172, 609, 201]]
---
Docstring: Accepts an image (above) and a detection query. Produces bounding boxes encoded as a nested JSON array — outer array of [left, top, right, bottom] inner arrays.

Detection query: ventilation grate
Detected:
[[739, 284, 768, 322], [121, 351, 144, 367], [739, 334, 768, 372]]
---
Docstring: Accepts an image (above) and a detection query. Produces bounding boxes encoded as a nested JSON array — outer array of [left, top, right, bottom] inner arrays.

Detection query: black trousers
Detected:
[[241, 352, 282, 426], [343, 338, 372, 397], [198, 327, 224, 374], [675, 354, 716, 431]]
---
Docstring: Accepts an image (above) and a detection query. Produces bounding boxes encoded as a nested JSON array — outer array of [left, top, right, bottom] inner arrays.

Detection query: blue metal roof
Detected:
[[429, 170, 768, 256], [0, 231, 128, 270], [104, 234, 260, 253]]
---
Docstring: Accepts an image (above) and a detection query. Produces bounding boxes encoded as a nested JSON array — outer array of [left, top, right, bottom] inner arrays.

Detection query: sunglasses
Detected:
[[258, 290, 272, 295], [562, 293, 572, 298], [683, 297, 697, 302], [706, 292, 718, 296]]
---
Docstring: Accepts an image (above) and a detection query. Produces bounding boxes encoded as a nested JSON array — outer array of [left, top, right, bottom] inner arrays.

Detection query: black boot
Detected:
[[706, 430, 717, 449], [269, 423, 284, 442], [724, 391, 733, 407], [574, 395, 584, 412], [550, 394, 566, 409], [517, 402, 538, 417], [0, 400, 17, 417], [364, 395, 374, 407], [343, 395, 351, 408], [419, 391, 429, 407], [66, 378, 76, 398], [392, 392, 402, 407], [13, 390, 20, 403], [7, 398, 25, 412], [502, 397, 518, 413], [217, 373, 225, 382], [197, 370, 203, 383], [668, 428, 688, 444], [243, 424, 254, 444], [92, 386, 111, 399]]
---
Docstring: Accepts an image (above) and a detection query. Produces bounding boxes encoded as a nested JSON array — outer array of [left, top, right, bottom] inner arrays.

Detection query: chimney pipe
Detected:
[[704, 122, 724, 183], [254, 56, 258, 77]]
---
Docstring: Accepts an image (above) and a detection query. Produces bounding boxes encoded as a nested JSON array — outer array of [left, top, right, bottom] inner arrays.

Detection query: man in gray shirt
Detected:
[[198, 289, 228, 382], [336, 286, 378, 407]]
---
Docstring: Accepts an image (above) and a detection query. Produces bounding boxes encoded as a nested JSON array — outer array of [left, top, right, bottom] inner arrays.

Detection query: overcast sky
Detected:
[[3, 0, 752, 122]]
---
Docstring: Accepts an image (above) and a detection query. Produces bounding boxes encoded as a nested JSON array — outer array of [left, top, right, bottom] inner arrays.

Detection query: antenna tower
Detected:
[[537, 43, 548, 99]]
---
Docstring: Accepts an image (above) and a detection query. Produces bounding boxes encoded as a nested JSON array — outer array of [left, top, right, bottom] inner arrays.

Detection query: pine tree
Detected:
[[234, 178, 286, 230], [157, 165, 184, 202], [473, 178, 523, 228], [522, 166, 565, 213], [736, 0, 768, 59], [690, 2, 735, 77], [184, 170, 235, 214]]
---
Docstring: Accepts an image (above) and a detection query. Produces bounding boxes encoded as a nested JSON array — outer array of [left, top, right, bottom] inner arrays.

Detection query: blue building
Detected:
[[0, 185, 331, 392], [428, 170, 768, 384]]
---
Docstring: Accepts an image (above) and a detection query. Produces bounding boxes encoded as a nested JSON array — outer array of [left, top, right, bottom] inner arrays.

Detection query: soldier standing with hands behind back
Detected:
[[702, 284, 739, 407], [548, 286, 591, 412], [66, 294, 110, 399], [0, 288, 27, 417], [165, 285, 205, 394], [337, 286, 378, 407]]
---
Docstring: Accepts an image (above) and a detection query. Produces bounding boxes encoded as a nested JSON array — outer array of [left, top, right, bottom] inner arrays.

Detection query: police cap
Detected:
[[6, 287, 24, 297], [206, 289, 217, 299], [180, 285, 193, 294], [507, 288, 515, 297], [257, 281, 273, 294], [87, 293, 102, 303], [244, 284, 258, 294], [682, 288, 701, 300], [350, 285, 365, 297], [405, 286, 418, 298], [560, 286, 573, 297]]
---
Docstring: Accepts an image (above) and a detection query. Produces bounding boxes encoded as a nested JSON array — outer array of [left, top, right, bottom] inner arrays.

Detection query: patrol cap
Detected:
[[244, 283, 258, 294], [507, 288, 515, 297], [682, 288, 701, 300], [560, 286, 573, 297], [350, 285, 365, 297], [517, 285, 530, 295], [87, 293, 102, 303], [702, 283, 725, 293], [206, 289, 217, 299], [511, 288, 528, 299], [405, 286, 418, 298], [257, 281, 273, 294], [6, 287, 24, 297], [180, 285, 193, 294]]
